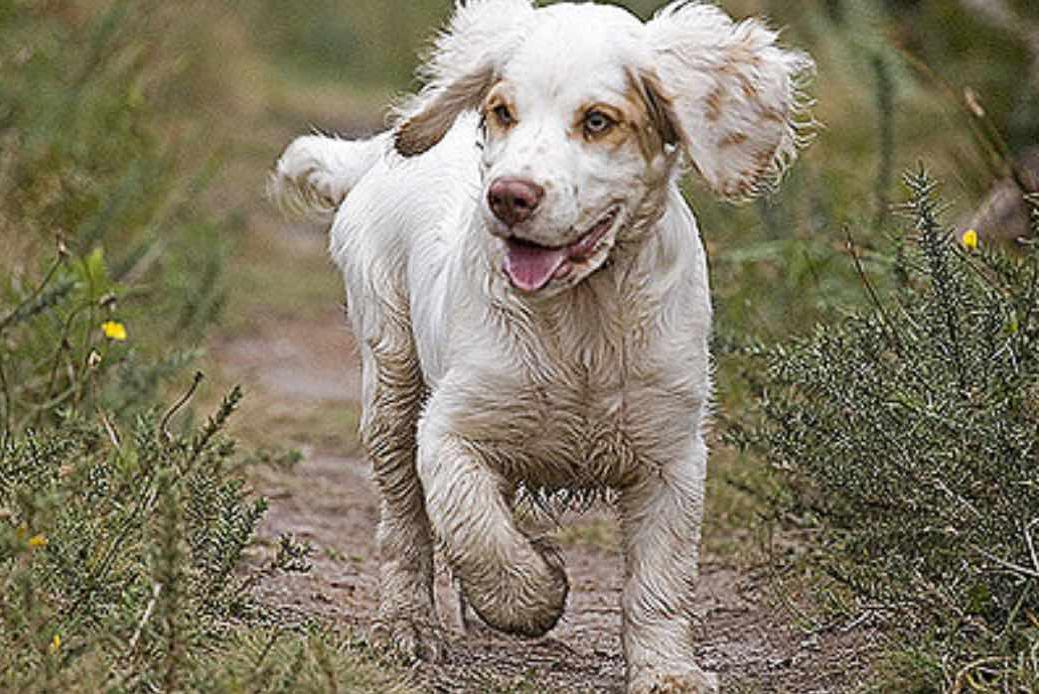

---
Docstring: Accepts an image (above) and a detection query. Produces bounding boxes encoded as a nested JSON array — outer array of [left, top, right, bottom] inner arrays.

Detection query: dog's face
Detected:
[[475, 5, 673, 294], [393, 0, 814, 296]]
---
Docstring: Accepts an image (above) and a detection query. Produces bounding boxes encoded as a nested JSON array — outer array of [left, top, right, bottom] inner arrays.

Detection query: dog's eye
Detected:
[[584, 110, 615, 137], [492, 104, 515, 127]]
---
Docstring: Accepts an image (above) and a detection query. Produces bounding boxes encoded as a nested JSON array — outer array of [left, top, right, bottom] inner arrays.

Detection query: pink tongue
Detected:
[[504, 240, 568, 292]]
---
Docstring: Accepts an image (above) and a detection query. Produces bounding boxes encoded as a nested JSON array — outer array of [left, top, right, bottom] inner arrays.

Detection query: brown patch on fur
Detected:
[[394, 125, 429, 158], [704, 86, 724, 123], [720, 131, 748, 148], [394, 69, 498, 157], [621, 76, 670, 163], [761, 106, 786, 124], [634, 69, 681, 148], [753, 146, 777, 172], [736, 72, 757, 100]]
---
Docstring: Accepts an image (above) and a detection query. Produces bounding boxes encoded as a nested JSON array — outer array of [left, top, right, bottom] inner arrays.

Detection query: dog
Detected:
[[271, 2, 813, 691]]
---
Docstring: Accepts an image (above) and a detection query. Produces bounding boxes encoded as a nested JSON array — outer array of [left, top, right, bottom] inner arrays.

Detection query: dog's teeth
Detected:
[[554, 261, 573, 279]]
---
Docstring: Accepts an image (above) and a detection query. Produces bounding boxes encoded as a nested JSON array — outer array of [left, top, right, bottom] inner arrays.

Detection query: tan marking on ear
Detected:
[[394, 119, 436, 158], [753, 146, 777, 171], [704, 86, 724, 123], [761, 107, 787, 124], [632, 69, 681, 148], [720, 132, 749, 148], [392, 68, 498, 157]]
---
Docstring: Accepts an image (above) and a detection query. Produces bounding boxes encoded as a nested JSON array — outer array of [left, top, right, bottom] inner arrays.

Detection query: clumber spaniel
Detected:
[[271, 1, 813, 691]]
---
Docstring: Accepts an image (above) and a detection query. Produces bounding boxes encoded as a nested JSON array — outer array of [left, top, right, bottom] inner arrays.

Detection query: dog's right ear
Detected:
[[393, 0, 536, 157]]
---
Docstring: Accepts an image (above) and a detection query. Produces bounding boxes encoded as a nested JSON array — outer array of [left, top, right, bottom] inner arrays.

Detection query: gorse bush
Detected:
[[0, 387, 316, 691], [0, 3, 405, 692], [729, 170, 1039, 690]]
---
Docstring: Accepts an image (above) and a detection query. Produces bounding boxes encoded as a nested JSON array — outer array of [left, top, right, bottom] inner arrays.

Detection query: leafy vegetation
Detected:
[[0, 3, 408, 691], [728, 174, 1039, 689]]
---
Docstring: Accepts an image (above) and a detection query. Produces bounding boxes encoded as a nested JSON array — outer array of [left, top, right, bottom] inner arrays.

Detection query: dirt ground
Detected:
[[210, 210, 877, 692]]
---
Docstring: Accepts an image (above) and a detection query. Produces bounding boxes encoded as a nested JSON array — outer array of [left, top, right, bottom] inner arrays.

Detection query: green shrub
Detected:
[[0, 386, 312, 690], [728, 170, 1039, 689], [0, 4, 402, 691]]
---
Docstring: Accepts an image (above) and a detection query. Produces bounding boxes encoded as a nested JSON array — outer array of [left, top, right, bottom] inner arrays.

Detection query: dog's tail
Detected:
[[268, 133, 387, 223]]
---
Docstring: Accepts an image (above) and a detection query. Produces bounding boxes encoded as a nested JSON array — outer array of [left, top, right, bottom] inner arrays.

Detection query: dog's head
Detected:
[[394, 0, 814, 296]]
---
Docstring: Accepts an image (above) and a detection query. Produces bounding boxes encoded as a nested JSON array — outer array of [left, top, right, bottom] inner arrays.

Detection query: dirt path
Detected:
[[211, 212, 874, 692]]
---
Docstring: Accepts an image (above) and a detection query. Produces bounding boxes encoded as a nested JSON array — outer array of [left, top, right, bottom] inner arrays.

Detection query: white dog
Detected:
[[271, 2, 812, 691]]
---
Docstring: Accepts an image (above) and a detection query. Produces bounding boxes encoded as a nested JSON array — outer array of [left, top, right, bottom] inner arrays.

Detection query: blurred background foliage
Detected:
[[1, 0, 1037, 691], [252, 0, 1039, 340]]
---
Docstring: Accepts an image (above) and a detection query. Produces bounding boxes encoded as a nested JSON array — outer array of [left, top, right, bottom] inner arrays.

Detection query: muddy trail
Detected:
[[211, 205, 874, 692]]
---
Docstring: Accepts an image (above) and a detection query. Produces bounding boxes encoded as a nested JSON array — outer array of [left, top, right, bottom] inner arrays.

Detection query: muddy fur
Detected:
[[271, 2, 813, 692]]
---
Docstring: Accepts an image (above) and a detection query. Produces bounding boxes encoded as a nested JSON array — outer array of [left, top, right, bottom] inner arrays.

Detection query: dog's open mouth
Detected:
[[503, 207, 620, 292]]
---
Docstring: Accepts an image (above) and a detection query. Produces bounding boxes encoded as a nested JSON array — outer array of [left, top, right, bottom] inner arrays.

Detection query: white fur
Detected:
[[271, 2, 813, 692]]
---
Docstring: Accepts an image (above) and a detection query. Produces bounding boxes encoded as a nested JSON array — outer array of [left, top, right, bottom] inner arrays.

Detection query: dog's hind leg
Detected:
[[357, 296, 443, 662], [416, 409, 569, 638]]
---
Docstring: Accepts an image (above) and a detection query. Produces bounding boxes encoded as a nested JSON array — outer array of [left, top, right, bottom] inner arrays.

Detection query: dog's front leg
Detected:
[[417, 409, 569, 638], [620, 434, 718, 694]]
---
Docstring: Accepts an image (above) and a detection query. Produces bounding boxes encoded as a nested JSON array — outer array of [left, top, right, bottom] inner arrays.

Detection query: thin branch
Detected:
[[159, 371, 204, 444], [0, 255, 63, 335], [127, 582, 162, 656], [845, 226, 904, 354]]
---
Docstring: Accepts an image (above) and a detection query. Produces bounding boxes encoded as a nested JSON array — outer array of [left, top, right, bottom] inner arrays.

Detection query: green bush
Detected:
[[0, 4, 404, 691], [728, 170, 1039, 689]]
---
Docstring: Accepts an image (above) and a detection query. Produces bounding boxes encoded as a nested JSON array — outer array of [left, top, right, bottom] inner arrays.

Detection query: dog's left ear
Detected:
[[644, 2, 815, 201], [393, 0, 537, 157]]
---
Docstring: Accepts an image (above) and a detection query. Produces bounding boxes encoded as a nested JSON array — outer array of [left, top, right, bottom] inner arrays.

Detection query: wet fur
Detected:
[[270, 2, 813, 692]]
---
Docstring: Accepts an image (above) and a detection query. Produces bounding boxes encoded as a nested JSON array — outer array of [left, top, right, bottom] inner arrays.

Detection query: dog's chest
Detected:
[[461, 329, 704, 489]]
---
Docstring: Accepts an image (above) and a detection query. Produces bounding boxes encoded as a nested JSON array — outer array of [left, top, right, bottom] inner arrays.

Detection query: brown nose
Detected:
[[487, 178, 545, 227]]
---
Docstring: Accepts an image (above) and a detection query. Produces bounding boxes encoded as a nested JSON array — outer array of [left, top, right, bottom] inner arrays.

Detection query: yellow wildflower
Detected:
[[51, 634, 61, 653], [961, 229, 979, 250], [28, 534, 48, 549], [101, 320, 127, 341]]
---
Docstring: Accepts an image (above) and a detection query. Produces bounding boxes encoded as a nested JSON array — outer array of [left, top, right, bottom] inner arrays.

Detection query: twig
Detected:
[[159, 371, 204, 444], [99, 408, 121, 448], [1025, 518, 1039, 577], [845, 226, 904, 353], [972, 545, 1039, 580], [0, 255, 63, 335], [950, 656, 1009, 694], [127, 582, 162, 657], [0, 353, 10, 442]]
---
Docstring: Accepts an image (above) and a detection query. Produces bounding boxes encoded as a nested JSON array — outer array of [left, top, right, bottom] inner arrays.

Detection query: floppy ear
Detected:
[[644, 2, 815, 201], [393, 0, 537, 157]]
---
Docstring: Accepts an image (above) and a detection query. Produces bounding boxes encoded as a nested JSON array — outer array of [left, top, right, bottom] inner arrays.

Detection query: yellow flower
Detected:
[[101, 320, 127, 341], [961, 229, 979, 250], [28, 534, 48, 549], [51, 634, 61, 652]]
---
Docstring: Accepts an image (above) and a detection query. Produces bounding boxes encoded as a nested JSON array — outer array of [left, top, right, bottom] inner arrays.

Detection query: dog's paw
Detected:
[[461, 535, 569, 638], [629, 668, 719, 694], [370, 614, 446, 663]]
